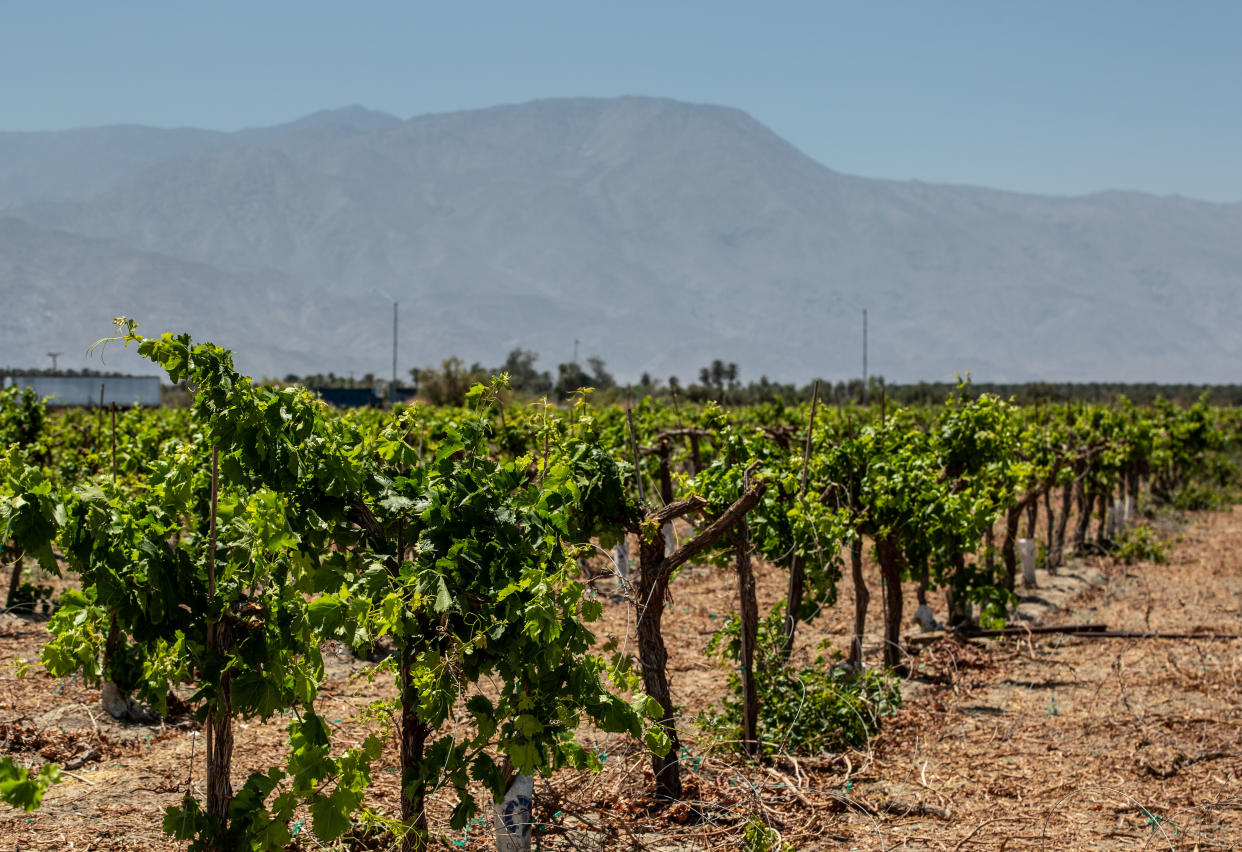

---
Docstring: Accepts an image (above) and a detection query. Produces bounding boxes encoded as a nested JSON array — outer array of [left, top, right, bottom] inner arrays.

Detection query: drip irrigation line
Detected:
[[909, 623, 1242, 647]]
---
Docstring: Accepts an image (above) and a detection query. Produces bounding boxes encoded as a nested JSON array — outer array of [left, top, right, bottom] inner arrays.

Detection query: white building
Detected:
[[2, 375, 162, 408]]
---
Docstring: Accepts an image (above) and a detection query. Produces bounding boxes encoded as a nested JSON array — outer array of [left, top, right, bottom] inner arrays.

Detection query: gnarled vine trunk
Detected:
[[913, 555, 931, 608], [205, 671, 234, 848], [399, 649, 430, 852], [1072, 480, 1093, 556], [203, 445, 233, 850], [1043, 487, 1054, 554], [1050, 479, 1073, 571], [1001, 504, 1022, 593], [875, 536, 904, 670], [655, 442, 673, 506], [636, 534, 681, 801], [6, 555, 21, 610], [630, 486, 766, 804], [945, 551, 971, 628]]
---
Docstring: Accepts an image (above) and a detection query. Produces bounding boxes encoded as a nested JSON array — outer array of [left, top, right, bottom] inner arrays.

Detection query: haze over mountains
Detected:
[[2, 97, 1239, 384]]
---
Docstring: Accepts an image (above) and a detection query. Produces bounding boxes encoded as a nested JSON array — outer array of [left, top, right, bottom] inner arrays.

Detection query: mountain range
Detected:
[[2, 97, 1239, 384]]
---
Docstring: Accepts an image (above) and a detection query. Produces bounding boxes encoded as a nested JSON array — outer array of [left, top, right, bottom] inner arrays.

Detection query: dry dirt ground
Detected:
[[2, 506, 1240, 851]]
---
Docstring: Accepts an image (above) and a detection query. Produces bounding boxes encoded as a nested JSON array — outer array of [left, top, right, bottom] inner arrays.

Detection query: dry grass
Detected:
[[3, 507, 1240, 850]]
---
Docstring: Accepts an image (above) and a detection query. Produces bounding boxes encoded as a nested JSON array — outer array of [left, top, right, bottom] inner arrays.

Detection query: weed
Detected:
[[743, 818, 794, 852], [702, 604, 901, 755], [1111, 523, 1169, 565], [1171, 480, 1226, 511]]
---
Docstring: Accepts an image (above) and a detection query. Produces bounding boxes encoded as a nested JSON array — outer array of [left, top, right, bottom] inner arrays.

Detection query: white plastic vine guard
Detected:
[[1111, 499, 1126, 536], [913, 604, 941, 632], [1018, 538, 1037, 588], [613, 538, 629, 579], [494, 773, 533, 852], [101, 681, 128, 719]]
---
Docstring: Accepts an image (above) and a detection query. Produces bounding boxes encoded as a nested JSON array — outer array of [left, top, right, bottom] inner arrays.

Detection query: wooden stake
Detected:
[[799, 380, 819, 494], [110, 402, 117, 484], [540, 399, 550, 482], [625, 404, 646, 505], [783, 380, 819, 655]]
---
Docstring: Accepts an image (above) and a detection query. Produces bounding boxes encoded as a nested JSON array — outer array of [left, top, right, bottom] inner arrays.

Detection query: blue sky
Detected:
[[4, 1, 1239, 201]]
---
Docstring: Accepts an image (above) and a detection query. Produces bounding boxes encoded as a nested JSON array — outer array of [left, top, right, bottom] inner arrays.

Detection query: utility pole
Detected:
[[47, 352, 63, 372], [372, 289, 399, 406], [861, 309, 868, 404], [573, 338, 580, 364]]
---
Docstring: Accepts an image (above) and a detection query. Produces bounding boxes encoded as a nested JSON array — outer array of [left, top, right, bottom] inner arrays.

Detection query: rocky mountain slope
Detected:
[[2, 97, 1239, 383]]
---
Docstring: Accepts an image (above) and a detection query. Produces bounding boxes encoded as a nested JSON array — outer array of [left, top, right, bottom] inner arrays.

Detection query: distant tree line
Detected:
[[403, 349, 619, 406], [0, 367, 146, 379], [284, 352, 1242, 408], [281, 372, 381, 390], [885, 380, 1242, 407]]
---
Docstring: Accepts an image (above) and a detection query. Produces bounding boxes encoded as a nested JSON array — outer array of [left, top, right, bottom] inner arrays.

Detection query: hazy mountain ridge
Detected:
[[1, 97, 1239, 382], [0, 217, 371, 378]]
